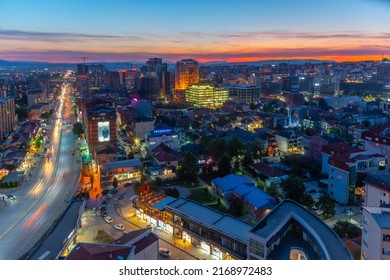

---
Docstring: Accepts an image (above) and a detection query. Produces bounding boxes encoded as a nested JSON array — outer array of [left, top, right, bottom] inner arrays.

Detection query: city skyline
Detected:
[[1, 0, 390, 63]]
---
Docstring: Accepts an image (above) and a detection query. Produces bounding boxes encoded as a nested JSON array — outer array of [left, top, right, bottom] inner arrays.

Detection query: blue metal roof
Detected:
[[151, 196, 177, 211], [234, 185, 276, 209], [212, 174, 254, 193]]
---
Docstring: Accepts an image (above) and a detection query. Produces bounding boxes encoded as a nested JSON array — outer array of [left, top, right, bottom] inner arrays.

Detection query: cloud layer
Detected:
[[1, 29, 389, 62]]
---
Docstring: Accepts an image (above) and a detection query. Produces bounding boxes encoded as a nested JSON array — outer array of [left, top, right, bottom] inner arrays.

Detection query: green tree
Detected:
[[362, 120, 371, 128], [257, 179, 266, 190], [333, 220, 362, 239], [176, 153, 199, 181], [112, 177, 118, 188], [265, 183, 281, 199], [207, 138, 226, 163], [281, 154, 305, 176], [316, 193, 335, 219], [164, 187, 180, 198], [227, 137, 243, 158], [280, 175, 313, 207], [318, 98, 328, 109], [230, 199, 245, 216], [247, 140, 265, 160], [217, 154, 232, 177], [127, 152, 135, 159], [200, 135, 211, 147], [72, 122, 84, 136]]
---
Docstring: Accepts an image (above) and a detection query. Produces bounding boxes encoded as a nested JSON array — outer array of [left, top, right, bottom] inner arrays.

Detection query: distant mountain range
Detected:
[[0, 58, 338, 70]]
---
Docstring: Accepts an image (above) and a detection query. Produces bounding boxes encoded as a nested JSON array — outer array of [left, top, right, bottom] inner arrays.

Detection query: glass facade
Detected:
[[185, 84, 229, 108]]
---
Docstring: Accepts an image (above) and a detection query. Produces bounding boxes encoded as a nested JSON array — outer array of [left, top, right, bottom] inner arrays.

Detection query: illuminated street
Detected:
[[0, 81, 80, 259]]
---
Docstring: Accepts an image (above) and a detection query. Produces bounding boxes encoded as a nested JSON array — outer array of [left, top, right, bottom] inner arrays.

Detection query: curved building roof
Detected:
[[250, 199, 353, 260]]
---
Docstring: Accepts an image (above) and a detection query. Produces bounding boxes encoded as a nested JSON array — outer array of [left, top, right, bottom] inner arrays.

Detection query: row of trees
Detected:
[[0, 181, 19, 189], [257, 175, 336, 219]]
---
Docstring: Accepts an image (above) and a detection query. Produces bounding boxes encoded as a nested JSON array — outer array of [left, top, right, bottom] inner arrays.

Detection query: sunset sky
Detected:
[[1, 0, 390, 63]]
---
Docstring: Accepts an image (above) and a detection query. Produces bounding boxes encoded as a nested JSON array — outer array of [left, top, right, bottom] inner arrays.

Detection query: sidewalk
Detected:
[[115, 191, 218, 260]]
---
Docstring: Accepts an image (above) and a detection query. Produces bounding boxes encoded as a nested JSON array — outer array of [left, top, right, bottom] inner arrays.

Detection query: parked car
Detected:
[[159, 248, 171, 257], [123, 230, 131, 234], [110, 189, 118, 194], [114, 224, 124, 230], [106, 194, 113, 199], [6, 194, 16, 200], [104, 216, 113, 223]]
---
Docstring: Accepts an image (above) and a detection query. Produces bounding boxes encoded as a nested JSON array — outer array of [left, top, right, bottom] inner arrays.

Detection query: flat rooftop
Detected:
[[165, 198, 252, 244], [100, 159, 142, 171], [364, 171, 390, 192]]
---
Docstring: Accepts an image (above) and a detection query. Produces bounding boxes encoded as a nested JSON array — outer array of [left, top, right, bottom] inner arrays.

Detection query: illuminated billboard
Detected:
[[98, 121, 110, 142]]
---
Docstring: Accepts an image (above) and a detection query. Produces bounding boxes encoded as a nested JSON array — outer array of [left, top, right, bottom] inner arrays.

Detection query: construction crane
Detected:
[[82, 56, 89, 64]]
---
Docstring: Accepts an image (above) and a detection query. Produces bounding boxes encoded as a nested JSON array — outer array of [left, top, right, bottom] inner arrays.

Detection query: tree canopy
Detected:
[[280, 175, 313, 207], [72, 122, 84, 136], [176, 153, 199, 181]]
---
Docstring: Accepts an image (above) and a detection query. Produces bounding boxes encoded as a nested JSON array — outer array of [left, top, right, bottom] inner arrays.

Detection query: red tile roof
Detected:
[[361, 123, 390, 146], [322, 143, 364, 156], [249, 162, 284, 178], [328, 154, 352, 172], [66, 243, 134, 260]]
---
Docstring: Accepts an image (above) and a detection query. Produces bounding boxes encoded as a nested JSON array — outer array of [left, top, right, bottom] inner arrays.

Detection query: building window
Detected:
[[383, 234, 390, 242], [249, 239, 264, 258], [383, 248, 390, 256]]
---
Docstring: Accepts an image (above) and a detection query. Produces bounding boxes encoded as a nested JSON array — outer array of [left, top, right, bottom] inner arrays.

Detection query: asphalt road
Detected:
[[0, 84, 80, 259]]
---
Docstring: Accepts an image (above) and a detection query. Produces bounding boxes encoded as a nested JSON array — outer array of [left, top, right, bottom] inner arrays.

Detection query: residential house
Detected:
[[363, 171, 390, 207], [361, 205, 390, 260], [274, 130, 303, 154]]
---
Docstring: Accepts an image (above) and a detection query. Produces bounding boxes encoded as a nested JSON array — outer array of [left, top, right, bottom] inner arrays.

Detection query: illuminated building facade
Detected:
[[83, 100, 117, 152], [0, 97, 16, 141], [174, 59, 199, 102], [100, 159, 142, 185], [185, 84, 229, 108]]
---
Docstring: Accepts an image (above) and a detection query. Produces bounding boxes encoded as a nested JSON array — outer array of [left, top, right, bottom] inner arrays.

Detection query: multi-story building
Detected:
[[85, 105, 117, 152], [105, 71, 121, 90], [322, 143, 387, 204], [361, 205, 390, 260], [0, 97, 15, 141], [363, 171, 390, 207], [362, 123, 390, 157], [128, 117, 155, 147], [185, 84, 229, 108], [248, 200, 353, 260], [226, 85, 261, 104], [274, 130, 303, 154], [144, 128, 180, 153], [100, 158, 142, 185], [133, 197, 352, 260], [306, 134, 344, 162], [26, 89, 45, 108], [174, 59, 199, 102]]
